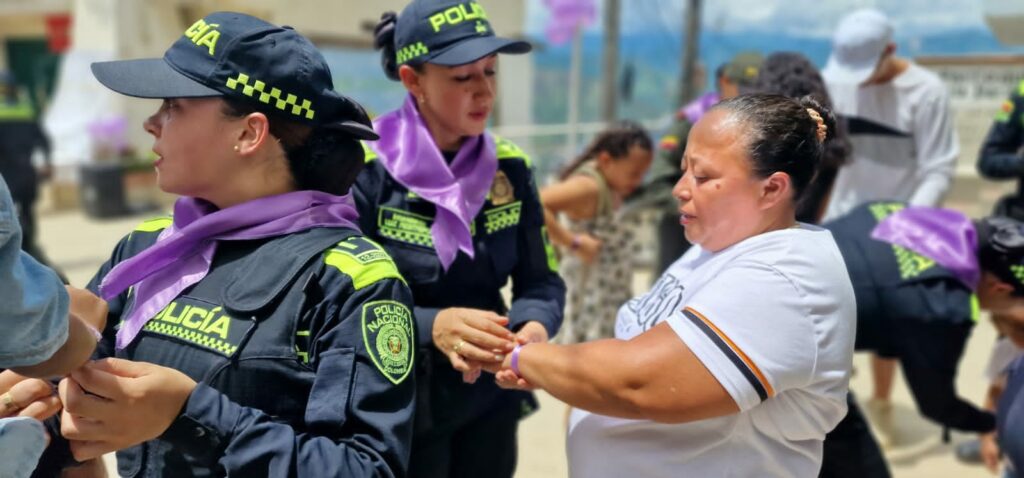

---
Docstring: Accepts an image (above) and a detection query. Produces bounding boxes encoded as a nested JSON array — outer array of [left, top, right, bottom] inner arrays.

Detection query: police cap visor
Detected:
[[91, 58, 221, 99]]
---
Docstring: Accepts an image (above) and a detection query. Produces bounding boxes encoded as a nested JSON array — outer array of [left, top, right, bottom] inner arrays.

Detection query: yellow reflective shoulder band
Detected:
[[0, 97, 35, 121], [493, 135, 532, 169], [542, 226, 559, 272], [362, 141, 379, 163], [1018, 79, 1024, 97], [133, 216, 173, 233], [970, 294, 980, 323], [324, 247, 406, 290]]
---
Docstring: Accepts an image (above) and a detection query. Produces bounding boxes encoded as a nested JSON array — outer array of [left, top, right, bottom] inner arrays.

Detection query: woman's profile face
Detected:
[[416, 55, 497, 142], [143, 97, 242, 199], [672, 109, 766, 252]]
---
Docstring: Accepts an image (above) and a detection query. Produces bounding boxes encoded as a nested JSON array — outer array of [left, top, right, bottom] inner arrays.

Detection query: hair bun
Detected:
[[373, 12, 397, 50], [374, 12, 400, 81]]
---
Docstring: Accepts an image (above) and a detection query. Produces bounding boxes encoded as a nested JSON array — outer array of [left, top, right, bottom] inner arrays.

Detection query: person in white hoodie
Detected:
[[821, 9, 959, 436]]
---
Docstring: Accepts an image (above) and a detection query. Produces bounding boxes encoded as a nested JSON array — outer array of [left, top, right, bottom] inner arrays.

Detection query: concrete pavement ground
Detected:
[[37, 207, 1005, 477]]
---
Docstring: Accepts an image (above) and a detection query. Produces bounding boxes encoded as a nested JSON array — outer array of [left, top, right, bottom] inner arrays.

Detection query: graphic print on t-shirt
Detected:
[[616, 272, 685, 339]]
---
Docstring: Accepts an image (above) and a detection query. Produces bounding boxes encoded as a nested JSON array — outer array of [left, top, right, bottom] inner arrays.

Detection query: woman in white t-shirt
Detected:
[[488, 94, 857, 477]]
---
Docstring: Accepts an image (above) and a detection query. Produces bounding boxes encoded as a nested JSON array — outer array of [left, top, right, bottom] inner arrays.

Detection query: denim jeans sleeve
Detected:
[[0, 417, 47, 478], [0, 174, 69, 368]]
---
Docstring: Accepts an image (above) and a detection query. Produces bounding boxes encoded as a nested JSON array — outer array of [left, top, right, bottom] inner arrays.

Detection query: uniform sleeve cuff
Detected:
[[161, 383, 228, 460], [509, 304, 559, 337]]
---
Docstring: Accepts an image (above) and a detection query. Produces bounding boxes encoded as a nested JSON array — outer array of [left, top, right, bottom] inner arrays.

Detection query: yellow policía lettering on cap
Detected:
[[429, 2, 488, 32], [184, 19, 221, 56]]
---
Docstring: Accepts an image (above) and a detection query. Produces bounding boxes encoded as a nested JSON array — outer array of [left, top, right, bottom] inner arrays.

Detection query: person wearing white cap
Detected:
[[821, 8, 960, 446]]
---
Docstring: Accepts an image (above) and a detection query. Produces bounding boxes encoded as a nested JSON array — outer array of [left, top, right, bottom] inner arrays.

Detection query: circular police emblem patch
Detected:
[[490, 170, 514, 205], [361, 300, 414, 385]]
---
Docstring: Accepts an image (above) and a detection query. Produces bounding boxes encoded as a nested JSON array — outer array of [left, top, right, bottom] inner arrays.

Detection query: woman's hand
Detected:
[[980, 431, 1001, 473], [572, 233, 602, 265], [58, 358, 197, 461], [432, 308, 516, 381], [0, 370, 61, 420], [490, 321, 549, 390]]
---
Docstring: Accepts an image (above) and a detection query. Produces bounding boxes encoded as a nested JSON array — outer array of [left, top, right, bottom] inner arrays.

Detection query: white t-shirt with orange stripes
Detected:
[[567, 225, 856, 478]]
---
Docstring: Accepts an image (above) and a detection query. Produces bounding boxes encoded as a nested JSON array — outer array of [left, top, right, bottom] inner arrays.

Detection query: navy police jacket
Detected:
[[352, 137, 565, 427], [978, 80, 1024, 181], [49, 219, 417, 477], [825, 201, 995, 432], [978, 80, 1024, 218]]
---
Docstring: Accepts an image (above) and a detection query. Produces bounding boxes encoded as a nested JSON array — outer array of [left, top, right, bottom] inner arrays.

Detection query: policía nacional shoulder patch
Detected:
[[361, 300, 415, 385]]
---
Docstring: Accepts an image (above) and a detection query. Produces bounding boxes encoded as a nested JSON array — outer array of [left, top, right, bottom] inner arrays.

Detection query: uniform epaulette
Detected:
[[133, 216, 173, 233], [493, 135, 532, 169], [362, 141, 379, 163], [324, 236, 405, 290]]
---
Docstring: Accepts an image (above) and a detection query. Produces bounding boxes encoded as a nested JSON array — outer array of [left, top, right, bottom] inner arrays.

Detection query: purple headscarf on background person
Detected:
[[871, 206, 979, 289]]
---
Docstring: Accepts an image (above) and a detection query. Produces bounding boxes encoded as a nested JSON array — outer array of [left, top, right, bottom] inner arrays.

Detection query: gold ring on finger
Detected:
[[453, 340, 465, 354], [0, 391, 18, 414]]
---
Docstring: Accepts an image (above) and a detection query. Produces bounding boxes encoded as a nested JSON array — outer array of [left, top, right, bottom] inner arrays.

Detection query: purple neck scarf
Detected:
[[100, 191, 360, 350], [680, 91, 720, 124], [369, 94, 497, 270], [871, 206, 979, 289]]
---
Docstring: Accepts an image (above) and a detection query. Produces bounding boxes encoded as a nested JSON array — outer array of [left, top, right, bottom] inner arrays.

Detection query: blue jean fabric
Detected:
[[0, 417, 47, 478], [0, 173, 68, 477]]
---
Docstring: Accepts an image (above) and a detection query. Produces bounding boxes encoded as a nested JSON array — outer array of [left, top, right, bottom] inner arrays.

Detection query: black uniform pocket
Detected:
[[487, 230, 519, 279], [305, 348, 355, 427]]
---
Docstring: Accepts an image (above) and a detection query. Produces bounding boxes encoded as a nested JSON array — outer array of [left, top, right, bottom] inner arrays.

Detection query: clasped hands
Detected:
[[1, 287, 196, 462], [431, 307, 545, 387]]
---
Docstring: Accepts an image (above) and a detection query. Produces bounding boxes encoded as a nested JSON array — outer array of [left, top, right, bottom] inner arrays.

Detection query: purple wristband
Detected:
[[510, 344, 526, 376]]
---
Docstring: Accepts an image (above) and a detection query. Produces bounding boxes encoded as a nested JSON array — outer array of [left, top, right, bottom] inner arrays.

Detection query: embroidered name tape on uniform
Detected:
[[484, 201, 522, 234], [144, 300, 241, 356], [362, 300, 414, 385], [226, 73, 315, 120]]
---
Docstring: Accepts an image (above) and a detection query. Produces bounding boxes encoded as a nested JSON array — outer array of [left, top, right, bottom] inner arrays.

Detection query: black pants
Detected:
[[820, 393, 891, 478], [408, 394, 521, 478]]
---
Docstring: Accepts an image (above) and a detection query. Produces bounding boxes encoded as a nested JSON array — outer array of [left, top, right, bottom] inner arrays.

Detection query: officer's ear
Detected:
[[398, 65, 424, 101], [978, 271, 1017, 311], [235, 110, 272, 157]]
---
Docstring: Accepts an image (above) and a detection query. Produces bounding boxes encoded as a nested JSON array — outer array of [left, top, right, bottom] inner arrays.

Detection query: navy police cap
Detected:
[[90, 11, 377, 140], [394, 0, 531, 67]]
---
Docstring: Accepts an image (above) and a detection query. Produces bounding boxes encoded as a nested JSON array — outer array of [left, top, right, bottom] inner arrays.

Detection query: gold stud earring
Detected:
[[233, 145, 240, 152]]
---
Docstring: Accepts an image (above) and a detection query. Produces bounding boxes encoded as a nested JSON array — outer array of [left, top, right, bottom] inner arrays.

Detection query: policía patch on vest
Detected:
[[143, 299, 244, 356], [361, 300, 414, 385]]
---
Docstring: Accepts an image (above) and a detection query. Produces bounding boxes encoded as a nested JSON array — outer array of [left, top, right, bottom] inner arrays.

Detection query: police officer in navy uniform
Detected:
[[818, 201, 1024, 477], [979, 79, 1024, 220], [26, 12, 416, 477], [358, 2, 565, 476], [0, 72, 60, 274]]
